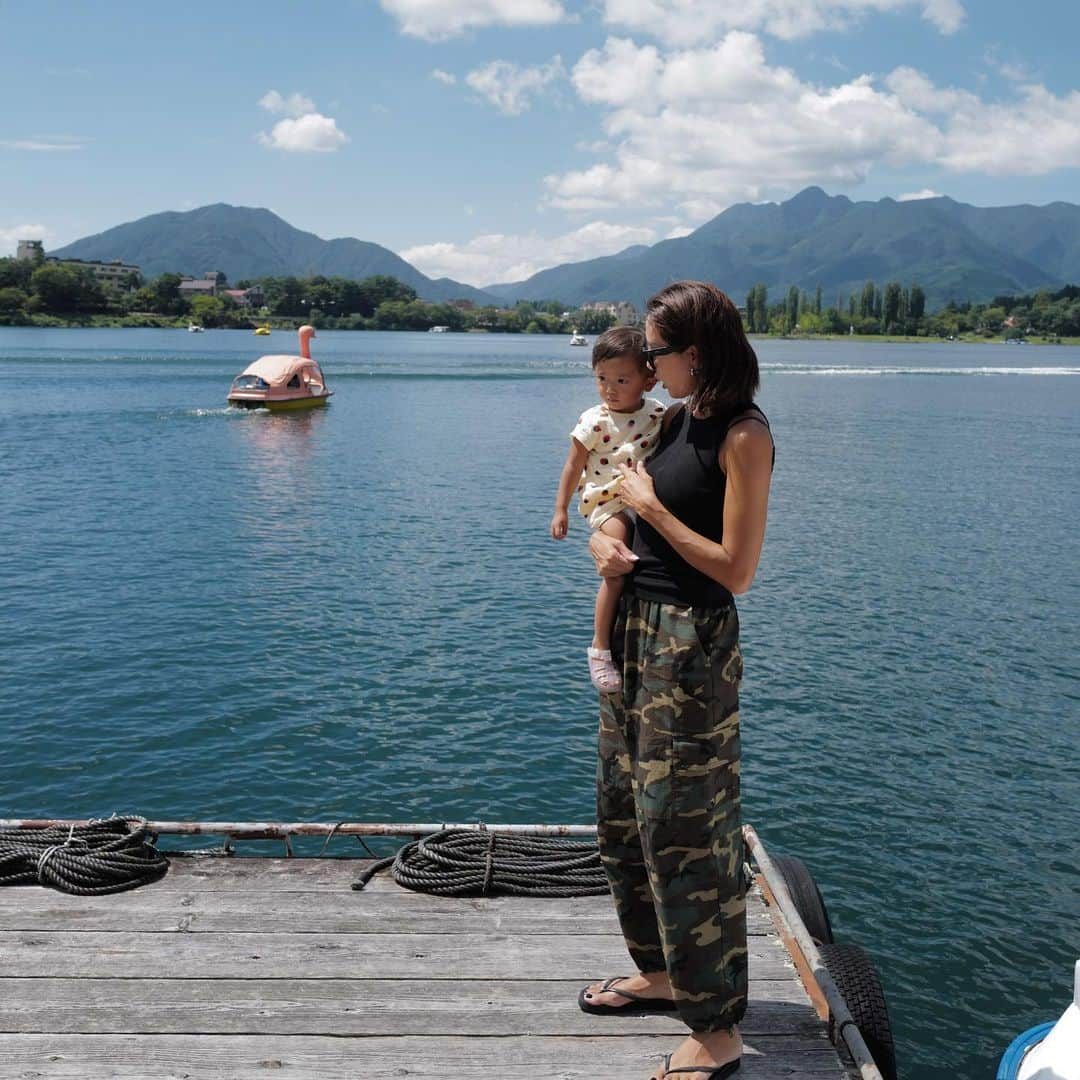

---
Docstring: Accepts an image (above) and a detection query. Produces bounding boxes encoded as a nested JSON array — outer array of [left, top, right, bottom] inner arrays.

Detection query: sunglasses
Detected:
[[641, 344, 678, 365]]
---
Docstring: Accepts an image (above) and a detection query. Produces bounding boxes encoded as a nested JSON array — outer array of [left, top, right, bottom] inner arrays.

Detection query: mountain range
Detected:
[[51, 204, 498, 306], [487, 187, 1080, 310], [51, 189, 1080, 311]]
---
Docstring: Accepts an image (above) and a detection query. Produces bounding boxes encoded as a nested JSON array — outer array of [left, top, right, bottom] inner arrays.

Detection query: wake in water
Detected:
[[759, 364, 1080, 376]]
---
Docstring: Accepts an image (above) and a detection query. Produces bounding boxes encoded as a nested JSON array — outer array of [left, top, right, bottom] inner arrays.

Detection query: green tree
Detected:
[[149, 272, 186, 315], [0, 257, 34, 290], [786, 285, 799, 333], [0, 286, 29, 313], [882, 282, 902, 329], [909, 284, 926, 320], [751, 283, 768, 332], [190, 295, 226, 326], [859, 280, 876, 319], [30, 263, 104, 313]]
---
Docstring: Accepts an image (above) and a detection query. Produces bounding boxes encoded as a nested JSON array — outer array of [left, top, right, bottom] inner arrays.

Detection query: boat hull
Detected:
[[227, 393, 332, 412]]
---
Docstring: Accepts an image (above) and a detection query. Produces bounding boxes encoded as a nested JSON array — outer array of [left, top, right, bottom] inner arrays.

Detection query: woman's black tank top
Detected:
[[630, 403, 771, 608]]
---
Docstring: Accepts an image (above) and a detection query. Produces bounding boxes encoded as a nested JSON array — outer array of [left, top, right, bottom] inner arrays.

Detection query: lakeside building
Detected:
[[16, 240, 141, 291], [178, 272, 226, 301], [580, 300, 639, 324], [224, 286, 265, 309]]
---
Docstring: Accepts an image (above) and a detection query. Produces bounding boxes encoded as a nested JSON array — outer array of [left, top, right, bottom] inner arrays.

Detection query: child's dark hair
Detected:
[[591, 325, 648, 371]]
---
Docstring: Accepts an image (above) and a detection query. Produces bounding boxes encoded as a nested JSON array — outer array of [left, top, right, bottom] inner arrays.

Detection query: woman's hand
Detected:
[[615, 461, 661, 519], [549, 508, 568, 540], [588, 529, 638, 578]]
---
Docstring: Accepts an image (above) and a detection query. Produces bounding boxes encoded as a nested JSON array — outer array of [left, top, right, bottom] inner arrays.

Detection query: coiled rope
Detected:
[[352, 828, 610, 897], [0, 817, 169, 894]]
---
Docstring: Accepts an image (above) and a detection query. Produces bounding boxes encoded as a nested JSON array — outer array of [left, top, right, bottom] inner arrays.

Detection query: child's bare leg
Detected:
[[593, 513, 631, 651]]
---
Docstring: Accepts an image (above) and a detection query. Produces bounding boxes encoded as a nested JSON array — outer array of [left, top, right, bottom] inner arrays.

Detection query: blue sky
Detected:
[[2, 0, 1078, 285]]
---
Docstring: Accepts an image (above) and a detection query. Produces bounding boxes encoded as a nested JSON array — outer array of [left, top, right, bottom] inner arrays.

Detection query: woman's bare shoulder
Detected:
[[721, 411, 774, 470]]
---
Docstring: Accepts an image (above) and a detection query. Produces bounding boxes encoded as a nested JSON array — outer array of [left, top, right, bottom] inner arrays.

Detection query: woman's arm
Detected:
[[616, 421, 773, 594], [550, 438, 589, 539]]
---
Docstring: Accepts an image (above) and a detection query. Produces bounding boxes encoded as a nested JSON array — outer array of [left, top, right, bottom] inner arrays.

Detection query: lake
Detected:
[[1, 327, 1077, 1079]]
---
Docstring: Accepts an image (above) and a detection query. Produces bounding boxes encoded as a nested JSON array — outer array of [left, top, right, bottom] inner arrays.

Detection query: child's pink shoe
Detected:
[[587, 647, 622, 694]]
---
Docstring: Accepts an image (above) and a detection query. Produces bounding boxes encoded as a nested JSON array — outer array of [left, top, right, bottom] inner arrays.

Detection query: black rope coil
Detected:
[[352, 829, 610, 897], [0, 817, 169, 895]]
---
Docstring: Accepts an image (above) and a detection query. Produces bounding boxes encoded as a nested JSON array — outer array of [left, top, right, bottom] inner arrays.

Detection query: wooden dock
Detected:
[[0, 854, 857, 1078]]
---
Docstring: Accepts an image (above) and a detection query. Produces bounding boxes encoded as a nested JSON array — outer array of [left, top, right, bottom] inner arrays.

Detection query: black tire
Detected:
[[771, 854, 834, 945], [818, 942, 897, 1080]]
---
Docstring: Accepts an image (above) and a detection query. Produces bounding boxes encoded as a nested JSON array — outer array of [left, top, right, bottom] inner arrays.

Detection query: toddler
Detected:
[[550, 327, 666, 692]]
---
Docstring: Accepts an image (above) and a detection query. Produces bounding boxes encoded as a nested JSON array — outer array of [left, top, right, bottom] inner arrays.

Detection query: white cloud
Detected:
[[546, 33, 1080, 214], [898, 188, 943, 200], [0, 224, 52, 255], [600, 0, 964, 44], [379, 0, 569, 40], [257, 90, 348, 152], [401, 220, 660, 286], [465, 57, 565, 116], [431, 69, 458, 85], [0, 134, 86, 152], [259, 90, 317, 117], [258, 114, 349, 153]]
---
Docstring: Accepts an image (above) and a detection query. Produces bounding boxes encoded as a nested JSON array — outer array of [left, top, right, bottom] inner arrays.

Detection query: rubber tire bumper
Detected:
[[771, 854, 834, 945], [819, 942, 898, 1080]]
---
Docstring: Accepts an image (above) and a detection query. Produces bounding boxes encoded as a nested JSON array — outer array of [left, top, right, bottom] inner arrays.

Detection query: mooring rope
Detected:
[[0, 816, 169, 894], [351, 828, 610, 897]]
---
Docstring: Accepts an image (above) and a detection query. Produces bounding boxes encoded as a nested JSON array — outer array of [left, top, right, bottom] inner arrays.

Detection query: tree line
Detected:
[[0, 258, 618, 334], [743, 279, 1080, 339], [3, 255, 1077, 340]]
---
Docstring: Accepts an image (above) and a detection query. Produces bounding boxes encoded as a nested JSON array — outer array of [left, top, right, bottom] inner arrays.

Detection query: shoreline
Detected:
[[1, 319, 1076, 346]]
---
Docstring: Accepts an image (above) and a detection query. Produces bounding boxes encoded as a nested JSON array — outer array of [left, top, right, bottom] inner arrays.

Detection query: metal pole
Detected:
[[744, 824, 885, 1080], [0, 819, 598, 839]]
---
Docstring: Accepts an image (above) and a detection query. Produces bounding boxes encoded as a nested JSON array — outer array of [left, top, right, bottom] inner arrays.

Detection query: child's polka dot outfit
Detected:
[[571, 397, 667, 528]]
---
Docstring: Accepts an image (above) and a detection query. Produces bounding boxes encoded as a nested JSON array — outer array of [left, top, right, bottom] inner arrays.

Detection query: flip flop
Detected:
[[657, 1053, 741, 1079], [587, 647, 622, 693], [578, 975, 679, 1015]]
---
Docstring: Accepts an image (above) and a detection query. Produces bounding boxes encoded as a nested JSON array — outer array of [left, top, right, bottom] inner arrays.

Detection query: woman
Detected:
[[579, 281, 773, 1080]]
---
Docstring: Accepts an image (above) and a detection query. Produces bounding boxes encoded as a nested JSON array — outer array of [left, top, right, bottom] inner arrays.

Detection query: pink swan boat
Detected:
[[227, 325, 333, 411]]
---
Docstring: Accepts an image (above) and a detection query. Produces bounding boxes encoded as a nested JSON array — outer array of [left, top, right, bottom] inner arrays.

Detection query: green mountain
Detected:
[[50, 204, 497, 305], [485, 187, 1080, 310]]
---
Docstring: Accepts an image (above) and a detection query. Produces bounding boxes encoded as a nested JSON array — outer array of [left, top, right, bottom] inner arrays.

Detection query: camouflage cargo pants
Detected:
[[596, 593, 747, 1032]]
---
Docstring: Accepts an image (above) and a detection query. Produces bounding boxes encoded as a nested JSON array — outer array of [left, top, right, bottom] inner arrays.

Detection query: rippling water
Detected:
[[1, 328, 1077, 1078]]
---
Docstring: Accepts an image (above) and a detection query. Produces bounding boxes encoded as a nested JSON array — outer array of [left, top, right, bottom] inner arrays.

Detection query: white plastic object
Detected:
[[1019, 960, 1080, 1080]]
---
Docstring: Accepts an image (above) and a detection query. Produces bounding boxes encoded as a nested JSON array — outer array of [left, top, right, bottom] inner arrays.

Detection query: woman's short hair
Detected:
[[591, 325, 648, 370], [645, 281, 759, 414]]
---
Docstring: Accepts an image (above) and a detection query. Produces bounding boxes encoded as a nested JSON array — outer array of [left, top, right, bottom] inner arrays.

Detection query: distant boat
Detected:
[[569, 331, 588, 346], [187, 324, 204, 333], [253, 326, 271, 336], [429, 325, 450, 333]]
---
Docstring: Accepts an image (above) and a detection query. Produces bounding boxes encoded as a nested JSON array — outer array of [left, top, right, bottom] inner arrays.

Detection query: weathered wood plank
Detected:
[[0, 977, 821, 1037], [0, 1034, 849, 1078], [0, 931, 796, 980], [0, 890, 773, 936]]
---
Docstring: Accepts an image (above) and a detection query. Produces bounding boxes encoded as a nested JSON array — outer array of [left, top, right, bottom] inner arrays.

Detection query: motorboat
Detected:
[[428, 325, 450, 333], [187, 324, 205, 333], [569, 331, 588, 346], [253, 326, 271, 336], [998, 959, 1080, 1079], [227, 325, 332, 412]]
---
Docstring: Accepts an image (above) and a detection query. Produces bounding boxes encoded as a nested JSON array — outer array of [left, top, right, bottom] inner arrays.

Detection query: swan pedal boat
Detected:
[[228, 325, 332, 412]]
